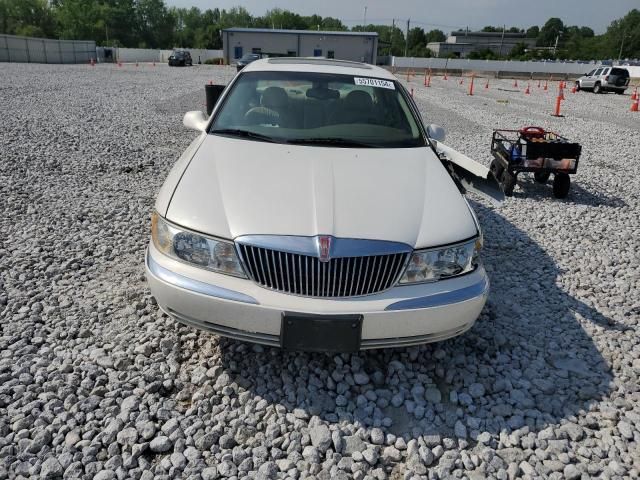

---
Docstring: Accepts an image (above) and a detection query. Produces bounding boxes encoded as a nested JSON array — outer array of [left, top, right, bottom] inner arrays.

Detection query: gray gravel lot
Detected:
[[0, 63, 638, 479]]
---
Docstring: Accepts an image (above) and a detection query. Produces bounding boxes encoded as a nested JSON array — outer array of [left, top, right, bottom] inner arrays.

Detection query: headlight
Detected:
[[151, 212, 246, 278], [399, 238, 482, 284]]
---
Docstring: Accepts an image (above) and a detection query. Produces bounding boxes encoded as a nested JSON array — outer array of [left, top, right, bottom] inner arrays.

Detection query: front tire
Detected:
[[575, 81, 581, 91], [501, 170, 517, 197], [593, 83, 601, 94], [490, 158, 504, 180], [553, 173, 571, 198]]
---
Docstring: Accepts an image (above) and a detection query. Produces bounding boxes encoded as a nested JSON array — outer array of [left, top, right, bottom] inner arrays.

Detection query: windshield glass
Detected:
[[210, 71, 425, 148]]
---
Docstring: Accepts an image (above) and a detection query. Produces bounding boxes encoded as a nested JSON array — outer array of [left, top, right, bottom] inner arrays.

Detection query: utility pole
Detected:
[[498, 24, 505, 58], [404, 18, 410, 57], [363, 6, 367, 27], [618, 31, 626, 62], [553, 34, 559, 56], [391, 18, 395, 55]]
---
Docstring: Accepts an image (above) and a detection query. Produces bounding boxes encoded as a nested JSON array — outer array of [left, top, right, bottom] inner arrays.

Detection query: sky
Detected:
[[165, 0, 637, 34]]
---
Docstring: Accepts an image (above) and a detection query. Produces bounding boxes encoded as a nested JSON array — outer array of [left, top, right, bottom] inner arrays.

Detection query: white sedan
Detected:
[[146, 57, 503, 352]]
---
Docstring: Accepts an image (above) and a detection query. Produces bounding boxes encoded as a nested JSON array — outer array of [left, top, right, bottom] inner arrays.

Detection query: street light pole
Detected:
[[618, 32, 626, 62]]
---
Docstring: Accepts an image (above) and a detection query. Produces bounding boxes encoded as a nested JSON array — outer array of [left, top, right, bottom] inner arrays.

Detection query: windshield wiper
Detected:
[[286, 137, 379, 148], [210, 128, 281, 143]]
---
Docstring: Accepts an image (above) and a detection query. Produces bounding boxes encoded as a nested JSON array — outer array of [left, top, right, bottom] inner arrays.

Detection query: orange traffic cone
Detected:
[[513, 79, 518, 88], [468, 75, 475, 96], [544, 80, 548, 91], [485, 78, 490, 89], [90, 58, 95, 66], [632, 87, 638, 101], [632, 96, 639, 112], [571, 85, 577, 94], [524, 84, 530, 95], [459, 77, 464, 85], [443, 71, 448, 80], [552, 84, 564, 117], [538, 79, 541, 88]]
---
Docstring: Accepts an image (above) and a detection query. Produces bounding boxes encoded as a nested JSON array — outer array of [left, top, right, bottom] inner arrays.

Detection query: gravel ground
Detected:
[[0, 63, 638, 480]]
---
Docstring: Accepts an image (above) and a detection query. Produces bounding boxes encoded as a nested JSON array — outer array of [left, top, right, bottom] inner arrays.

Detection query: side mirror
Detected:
[[427, 124, 446, 142], [183, 111, 208, 132]]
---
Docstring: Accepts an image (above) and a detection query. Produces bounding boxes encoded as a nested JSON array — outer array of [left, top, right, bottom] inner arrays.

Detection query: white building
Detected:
[[427, 30, 537, 58], [222, 28, 378, 65]]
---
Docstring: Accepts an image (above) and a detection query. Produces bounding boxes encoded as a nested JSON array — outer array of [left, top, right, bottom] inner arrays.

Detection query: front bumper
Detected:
[[145, 243, 489, 350]]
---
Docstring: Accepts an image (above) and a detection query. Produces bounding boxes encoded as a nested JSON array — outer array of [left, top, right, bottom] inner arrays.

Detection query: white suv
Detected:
[[576, 66, 630, 94]]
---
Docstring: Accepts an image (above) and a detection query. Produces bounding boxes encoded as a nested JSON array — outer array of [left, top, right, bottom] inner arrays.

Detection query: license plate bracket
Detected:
[[281, 312, 363, 353]]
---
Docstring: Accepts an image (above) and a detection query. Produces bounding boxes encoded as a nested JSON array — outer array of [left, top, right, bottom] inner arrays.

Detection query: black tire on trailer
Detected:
[[490, 158, 504, 180], [501, 170, 517, 197], [534, 171, 551, 184], [593, 82, 601, 94], [553, 173, 571, 198]]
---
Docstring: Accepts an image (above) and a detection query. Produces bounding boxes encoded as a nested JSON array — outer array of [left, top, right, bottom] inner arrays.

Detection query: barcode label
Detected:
[[354, 77, 395, 90]]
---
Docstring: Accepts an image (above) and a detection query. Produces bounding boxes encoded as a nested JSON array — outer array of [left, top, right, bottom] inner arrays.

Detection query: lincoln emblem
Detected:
[[318, 236, 332, 263]]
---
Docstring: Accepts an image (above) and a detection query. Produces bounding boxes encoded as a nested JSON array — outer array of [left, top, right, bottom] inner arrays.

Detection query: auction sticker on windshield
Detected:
[[354, 77, 395, 90]]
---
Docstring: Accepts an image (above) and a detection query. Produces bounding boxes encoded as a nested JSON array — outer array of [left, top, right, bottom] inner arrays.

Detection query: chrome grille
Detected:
[[237, 244, 409, 298]]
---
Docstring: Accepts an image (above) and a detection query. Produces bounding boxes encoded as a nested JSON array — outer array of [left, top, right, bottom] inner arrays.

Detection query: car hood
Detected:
[[165, 135, 478, 248]]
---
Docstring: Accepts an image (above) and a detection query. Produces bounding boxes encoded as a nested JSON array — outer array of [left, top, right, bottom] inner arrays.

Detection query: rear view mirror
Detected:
[[183, 111, 208, 132], [427, 124, 446, 142]]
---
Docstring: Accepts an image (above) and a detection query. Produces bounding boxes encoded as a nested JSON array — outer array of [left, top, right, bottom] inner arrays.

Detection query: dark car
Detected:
[[236, 53, 262, 71], [575, 67, 630, 94], [168, 50, 193, 67]]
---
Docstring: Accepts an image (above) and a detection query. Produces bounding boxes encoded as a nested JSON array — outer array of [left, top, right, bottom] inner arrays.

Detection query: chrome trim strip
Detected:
[[235, 235, 413, 259], [361, 322, 474, 349], [147, 252, 259, 305], [385, 277, 489, 311], [167, 308, 280, 347]]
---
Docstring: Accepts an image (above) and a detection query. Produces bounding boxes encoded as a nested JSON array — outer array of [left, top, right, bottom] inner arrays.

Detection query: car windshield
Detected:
[[210, 71, 425, 148]]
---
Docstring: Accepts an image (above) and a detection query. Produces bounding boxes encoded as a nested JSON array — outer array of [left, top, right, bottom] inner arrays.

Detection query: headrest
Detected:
[[261, 87, 288, 108], [345, 90, 373, 111]]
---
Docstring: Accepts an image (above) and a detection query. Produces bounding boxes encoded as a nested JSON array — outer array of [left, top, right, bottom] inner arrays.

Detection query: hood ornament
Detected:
[[317, 235, 332, 263]]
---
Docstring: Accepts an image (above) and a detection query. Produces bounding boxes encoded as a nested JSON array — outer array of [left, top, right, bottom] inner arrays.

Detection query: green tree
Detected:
[[526, 26, 539, 38], [0, 0, 56, 37], [425, 29, 445, 43], [604, 8, 640, 59], [538, 17, 564, 47]]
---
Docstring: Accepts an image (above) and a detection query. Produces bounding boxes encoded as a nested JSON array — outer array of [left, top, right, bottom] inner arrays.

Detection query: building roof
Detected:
[[242, 57, 393, 79], [223, 27, 378, 37], [450, 30, 527, 38]]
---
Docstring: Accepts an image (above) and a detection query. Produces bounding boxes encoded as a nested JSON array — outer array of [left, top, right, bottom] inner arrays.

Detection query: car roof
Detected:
[[242, 57, 395, 80]]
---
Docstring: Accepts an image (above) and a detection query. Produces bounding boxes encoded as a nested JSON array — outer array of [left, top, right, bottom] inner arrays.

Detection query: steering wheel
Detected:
[[244, 107, 280, 126]]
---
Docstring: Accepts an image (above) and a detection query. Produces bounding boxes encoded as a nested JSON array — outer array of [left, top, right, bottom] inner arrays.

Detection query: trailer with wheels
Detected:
[[490, 127, 582, 198]]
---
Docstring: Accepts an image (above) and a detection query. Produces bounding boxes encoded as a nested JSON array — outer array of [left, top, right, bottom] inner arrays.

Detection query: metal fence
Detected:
[[391, 57, 595, 76], [0, 34, 96, 64]]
